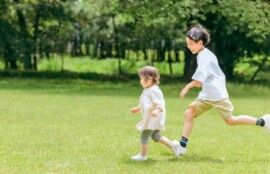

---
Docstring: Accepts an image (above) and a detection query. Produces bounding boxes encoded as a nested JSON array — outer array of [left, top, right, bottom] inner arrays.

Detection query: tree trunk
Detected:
[[72, 35, 79, 57], [33, 55, 37, 70], [120, 47, 126, 59], [61, 55, 65, 72], [78, 33, 83, 56], [15, 0, 32, 70], [93, 42, 98, 58], [175, 50, 180, 62], [9, 59, 18, 69], [4, 60, 8, 69], [112, 14, 120, 58], [85, 42, 90, 56], [32, 6, 41, 70], [216, 47, 236, 81], [107, 43, 113, 57], [118, 57, 122, 74], [99, 41, 106, 59], [157, 48, 165, 62], [143, 48, 148, 60], [4, 44, 17, 70], [222, 62, 234, 80], [183, 48, 196, 82], [168, 51, 173, 76], [250, 56, 268, 82]]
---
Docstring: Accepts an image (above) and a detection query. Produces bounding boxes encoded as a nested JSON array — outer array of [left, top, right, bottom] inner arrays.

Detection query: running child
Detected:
[[130, 66, 178, 161], [172, 24, 270, 157]]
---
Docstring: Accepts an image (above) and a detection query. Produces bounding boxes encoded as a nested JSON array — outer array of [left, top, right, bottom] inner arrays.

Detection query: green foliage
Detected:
[[38, 58, 61, 71], [218, 0, 270, 47], [0, 0, 269, 81], [234, 55, 270, 82]]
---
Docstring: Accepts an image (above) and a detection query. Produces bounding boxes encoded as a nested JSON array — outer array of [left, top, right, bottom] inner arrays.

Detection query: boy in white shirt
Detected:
[[172, 24, 270, 157]]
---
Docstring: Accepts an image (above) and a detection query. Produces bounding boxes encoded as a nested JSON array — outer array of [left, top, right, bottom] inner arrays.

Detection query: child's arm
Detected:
[[180, 80, 202, 98], [130, 106, 140, 114], [150, 88, 165, 117]]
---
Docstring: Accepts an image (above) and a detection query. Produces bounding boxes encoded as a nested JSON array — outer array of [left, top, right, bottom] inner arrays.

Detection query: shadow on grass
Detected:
[[1, 70, 269, 85], [123, 153, 224, 165], [123, 158, 158, 166], [0, 70, 183, 83], [171, 154, 224, 163], [0, 70, 269, 98]]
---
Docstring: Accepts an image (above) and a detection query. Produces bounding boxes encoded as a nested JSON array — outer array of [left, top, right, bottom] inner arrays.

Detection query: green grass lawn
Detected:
[[0, 79, 269, 173]]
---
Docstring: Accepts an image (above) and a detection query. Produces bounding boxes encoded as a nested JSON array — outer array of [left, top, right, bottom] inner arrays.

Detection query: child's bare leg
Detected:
[[224, 115, 257, 126], [182, 107, 197, 138], [158, 136, 173, 149], [171, 107, 199, 156], [140, 144, 148, 156]]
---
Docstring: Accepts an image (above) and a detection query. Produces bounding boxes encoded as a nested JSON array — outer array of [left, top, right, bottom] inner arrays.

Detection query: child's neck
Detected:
[[144, 83, 156, 89], [198, 46, 205, 53]]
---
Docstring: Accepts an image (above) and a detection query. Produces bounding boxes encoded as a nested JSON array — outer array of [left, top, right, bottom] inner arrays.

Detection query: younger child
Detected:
[[173, 24, 270, 157], [130, 66, 178, 161]]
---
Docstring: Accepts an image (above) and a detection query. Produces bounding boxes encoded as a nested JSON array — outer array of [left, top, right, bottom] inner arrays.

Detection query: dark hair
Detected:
[[138, 66, 160, 85], [186, 24, 211, 46]]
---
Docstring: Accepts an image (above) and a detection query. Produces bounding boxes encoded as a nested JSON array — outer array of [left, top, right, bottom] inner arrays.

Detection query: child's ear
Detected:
[[198, 40, 203, 46]]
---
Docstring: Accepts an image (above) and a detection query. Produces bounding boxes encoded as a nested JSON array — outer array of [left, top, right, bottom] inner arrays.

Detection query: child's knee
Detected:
[[184, 107, 196, 120], [141, 135, 149, 144], [141, 131, 151, 144], [224, 116, 236, 126], [151, 132, 161, 142]]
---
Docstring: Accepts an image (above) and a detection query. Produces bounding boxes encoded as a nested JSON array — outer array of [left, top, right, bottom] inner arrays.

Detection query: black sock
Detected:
[[256, 118, 265, 127], [179, 136, 188, 148]]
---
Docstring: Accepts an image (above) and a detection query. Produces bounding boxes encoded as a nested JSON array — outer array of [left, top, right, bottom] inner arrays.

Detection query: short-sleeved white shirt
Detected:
[[192, 48, 229, 101], [136, 85, 166, 131]]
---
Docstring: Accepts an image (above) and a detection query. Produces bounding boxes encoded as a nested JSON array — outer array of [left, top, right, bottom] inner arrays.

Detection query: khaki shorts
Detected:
[[189, 98, 233, 119]]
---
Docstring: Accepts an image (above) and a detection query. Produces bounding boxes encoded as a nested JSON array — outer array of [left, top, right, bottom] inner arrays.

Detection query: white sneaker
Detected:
[[172, 140, 187, 157], [261, 114, 270, 133], [172, 140, 181, 158], [131, 154, 147, 161], [179, 144, 187, 155]]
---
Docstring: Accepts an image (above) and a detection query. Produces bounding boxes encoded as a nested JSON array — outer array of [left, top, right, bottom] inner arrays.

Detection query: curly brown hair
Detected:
[[138, 66, 160, 85]]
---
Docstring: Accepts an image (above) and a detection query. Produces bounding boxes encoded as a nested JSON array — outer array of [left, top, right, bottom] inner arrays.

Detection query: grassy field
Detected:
[[0, 79, 269, 173]]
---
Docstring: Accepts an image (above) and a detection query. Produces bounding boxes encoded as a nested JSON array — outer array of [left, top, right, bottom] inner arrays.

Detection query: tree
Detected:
[[0, 0, 269, 81], [1, 0, 74, 70], [203, 0, 270, 80], [0, 0, 19, 69]]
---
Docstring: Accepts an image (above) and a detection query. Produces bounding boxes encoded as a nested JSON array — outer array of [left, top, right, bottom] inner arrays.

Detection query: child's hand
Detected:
[[130, 106, 140, 114], [152, 108, 162, 116]]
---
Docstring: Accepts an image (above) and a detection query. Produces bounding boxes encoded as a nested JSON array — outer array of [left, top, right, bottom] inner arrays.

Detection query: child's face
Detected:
[[139, 76, 154, 89], [186, 37, 204, 54]]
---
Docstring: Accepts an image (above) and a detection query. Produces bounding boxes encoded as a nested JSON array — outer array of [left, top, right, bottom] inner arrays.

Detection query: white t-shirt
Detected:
[[192, 48, 229, 101], [136, 85, 166, 131]]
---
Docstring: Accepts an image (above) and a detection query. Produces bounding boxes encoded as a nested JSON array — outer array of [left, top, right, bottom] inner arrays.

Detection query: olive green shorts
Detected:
[[190, 98, 233, 118]]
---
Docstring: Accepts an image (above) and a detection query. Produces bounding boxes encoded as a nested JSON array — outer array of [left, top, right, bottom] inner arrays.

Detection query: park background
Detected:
[[0, 0, 269, 173]]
